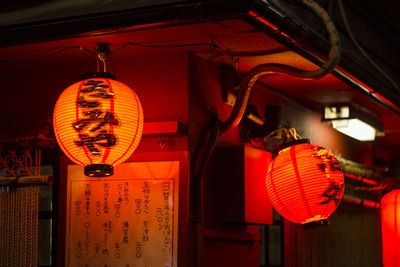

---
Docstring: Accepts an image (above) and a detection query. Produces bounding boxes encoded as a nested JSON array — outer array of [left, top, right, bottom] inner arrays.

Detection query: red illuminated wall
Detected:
[[0, 43, 381, 267], [188, 53, 380, 267], [0, 51, 188, 133], [382, 190, 400, 267]]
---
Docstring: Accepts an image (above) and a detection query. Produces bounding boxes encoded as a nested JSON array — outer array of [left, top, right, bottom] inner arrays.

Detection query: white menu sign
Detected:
[[66, 161, 179, 267]]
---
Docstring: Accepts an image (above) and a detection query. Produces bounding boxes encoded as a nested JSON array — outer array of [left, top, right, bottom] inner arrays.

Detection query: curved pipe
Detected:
[[220, 0, 340, 133], [192, 1, 340, 266]]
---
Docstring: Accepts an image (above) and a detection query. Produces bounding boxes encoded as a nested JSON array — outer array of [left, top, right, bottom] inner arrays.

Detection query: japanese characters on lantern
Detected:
[[73, 79, 119, 157], [266, 142, 344, 224]]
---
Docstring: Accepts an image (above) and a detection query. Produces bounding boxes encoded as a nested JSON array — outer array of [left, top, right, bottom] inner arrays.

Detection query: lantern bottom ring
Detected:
[[85, 164, 113, 177]]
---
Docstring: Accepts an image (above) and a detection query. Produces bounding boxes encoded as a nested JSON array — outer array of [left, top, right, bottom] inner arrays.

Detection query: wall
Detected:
[[0, 43, 382, 266], [0, 50, 188, 133], [188, 53, 381, 267], [285, 203, 382, 267]]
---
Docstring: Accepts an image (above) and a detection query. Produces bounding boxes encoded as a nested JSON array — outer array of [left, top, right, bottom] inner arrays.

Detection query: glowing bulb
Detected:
[[332, 119, 376, 141]]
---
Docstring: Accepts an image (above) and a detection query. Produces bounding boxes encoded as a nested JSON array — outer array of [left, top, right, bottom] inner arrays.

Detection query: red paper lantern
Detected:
[[381, 190, 400, 267], [53, 73, 144, 177], [266, 141, 344, 224]]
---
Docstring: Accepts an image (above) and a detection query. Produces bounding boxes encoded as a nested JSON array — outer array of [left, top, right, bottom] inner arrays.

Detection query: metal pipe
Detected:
[[220, 0, 340, 133], [344, 173, 380, 186], [248, 0, 400, 116], [342, 194, 380, 208]]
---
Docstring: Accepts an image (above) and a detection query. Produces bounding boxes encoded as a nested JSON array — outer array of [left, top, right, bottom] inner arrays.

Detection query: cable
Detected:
[[337, 0, 400, 93], [0, 46, 96, 64], [110, 41, 239, 66], [0, 40, 241, 67], [220, 0, 341, 133], [111, 41, 220, 51], [0, 39, 309, 67]]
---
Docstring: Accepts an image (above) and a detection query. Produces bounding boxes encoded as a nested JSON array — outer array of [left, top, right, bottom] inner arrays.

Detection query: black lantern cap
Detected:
[[84, 164, 113, 177], [80, 72, 116, 80]]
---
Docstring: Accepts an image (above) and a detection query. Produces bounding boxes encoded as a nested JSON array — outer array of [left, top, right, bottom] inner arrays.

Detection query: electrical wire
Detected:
[[0, 46, 96, 64], [0, 40, 242, 67], [0, 39, 303, 67], [110, 41, 239, 66], [111, 41, 219, 51], [337, 0, 400, 93]]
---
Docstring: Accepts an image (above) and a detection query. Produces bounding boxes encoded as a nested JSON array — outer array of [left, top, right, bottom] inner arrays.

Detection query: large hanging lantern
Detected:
[[266, 140, 344, 224], [53, 73, 144, 177], [381, 190, 400, 267]]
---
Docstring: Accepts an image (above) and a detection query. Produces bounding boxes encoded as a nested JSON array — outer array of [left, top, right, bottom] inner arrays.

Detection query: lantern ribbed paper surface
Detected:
[[381, 190, 400, 267], [53, 74, 144, 177], [266, 142, 344, 224]]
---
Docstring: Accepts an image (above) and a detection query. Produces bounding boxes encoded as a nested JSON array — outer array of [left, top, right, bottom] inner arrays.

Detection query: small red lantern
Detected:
[[266, 140, 344, 224], [53, 73, 144, 177], [381, 190, 400, 267]]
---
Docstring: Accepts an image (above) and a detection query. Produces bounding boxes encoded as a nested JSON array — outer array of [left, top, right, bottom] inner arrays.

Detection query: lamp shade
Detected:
[[323, 104, 383, 141], [381, 190, 400, 267], [266, 141, 344, 224], [53, 73, 144, 177]]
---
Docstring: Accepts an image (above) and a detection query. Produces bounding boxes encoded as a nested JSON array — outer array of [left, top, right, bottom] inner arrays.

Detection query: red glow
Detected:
[[266, 143, 344, 224], [344, 173, 379, 186], [247, 13, 400, 113], [143, 121, 181, 135], [381, 190, 400, 267], [363, 200, 380, 208], [337, 67, 400, 113], [374, 91, 400, 111], [244, 146, 273, 224], [248, 11, 279, 31], [339, 68, 375, 93]]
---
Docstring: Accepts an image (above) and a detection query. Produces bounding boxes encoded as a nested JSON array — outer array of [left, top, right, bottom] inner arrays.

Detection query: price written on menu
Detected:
[[67, 162, 178, 267]]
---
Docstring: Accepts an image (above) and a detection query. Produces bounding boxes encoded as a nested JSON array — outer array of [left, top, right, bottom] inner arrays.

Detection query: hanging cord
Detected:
[[96, 42, 110, 73], [0, 46, 95, 64], [337, 0, 400, 93], [35, 149, 38, 176], [262, 126, 301, 143], [220, 0, 340, 133], [38, 149, 41, 176], [24, 150, 33, 176], [98, 51, 107, 72], [248, 126, 302, 151]]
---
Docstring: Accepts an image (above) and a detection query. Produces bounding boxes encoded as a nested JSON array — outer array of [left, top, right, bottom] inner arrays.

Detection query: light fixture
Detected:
[[53, 72, 144, 177], [265, 140, 344, 224], [323, 104, 383, 141]]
